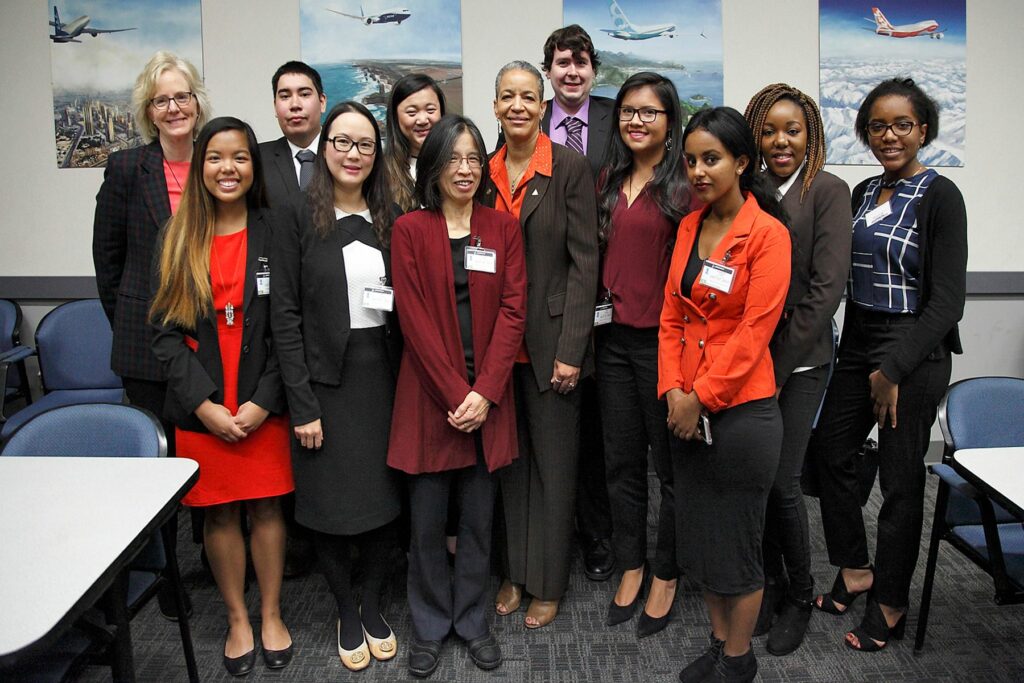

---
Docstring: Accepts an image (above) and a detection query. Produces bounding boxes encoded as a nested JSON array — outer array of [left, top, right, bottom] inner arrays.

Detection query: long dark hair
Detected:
[[597, 72, 689, 245], [307, 101, 395, 246], [683, 106, 787, 226], [415, 115, 489, 210], [384, 74, 446, 211]]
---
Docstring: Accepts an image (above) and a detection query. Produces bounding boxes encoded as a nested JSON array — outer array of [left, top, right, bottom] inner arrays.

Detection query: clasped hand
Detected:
[[448, 390, 491, 432], [665, 388, 703, 440], [196, 399, 270, 443]]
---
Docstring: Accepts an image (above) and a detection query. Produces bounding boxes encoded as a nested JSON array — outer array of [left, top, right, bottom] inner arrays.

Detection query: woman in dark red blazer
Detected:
[[387, 115, 526, 677]]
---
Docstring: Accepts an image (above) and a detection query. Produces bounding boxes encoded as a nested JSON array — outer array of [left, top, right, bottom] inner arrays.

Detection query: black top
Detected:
[[681, 223, 706, 296], [450, 234, 475, 382]]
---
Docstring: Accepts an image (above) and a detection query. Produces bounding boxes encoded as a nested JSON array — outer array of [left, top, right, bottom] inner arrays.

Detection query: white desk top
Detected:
[[0, 457, 198, 658], [954, 447, 1024, 517]]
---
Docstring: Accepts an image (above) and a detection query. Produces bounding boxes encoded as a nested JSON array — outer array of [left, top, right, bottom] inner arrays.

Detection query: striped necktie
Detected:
[[561, 116, 585, 156]]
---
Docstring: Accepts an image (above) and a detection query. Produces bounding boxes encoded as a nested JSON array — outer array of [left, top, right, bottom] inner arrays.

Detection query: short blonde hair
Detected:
[[131, 51, 211, 144]]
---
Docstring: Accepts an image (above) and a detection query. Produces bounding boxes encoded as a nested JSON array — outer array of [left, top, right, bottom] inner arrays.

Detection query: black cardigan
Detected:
[[848, 174, 967, 384]]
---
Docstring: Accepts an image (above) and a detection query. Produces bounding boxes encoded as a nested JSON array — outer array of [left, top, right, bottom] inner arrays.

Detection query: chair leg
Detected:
[[105, 569, 136, 683], [915, 482, 949, 652], [162, 518, 199, 683]]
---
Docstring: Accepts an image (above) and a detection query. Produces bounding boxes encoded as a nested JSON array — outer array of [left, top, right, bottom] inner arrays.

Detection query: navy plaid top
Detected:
[[849, 169, 938, 314]]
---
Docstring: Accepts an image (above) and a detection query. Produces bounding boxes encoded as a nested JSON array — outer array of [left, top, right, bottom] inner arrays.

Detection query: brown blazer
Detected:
[[483, 142, 600, 391]]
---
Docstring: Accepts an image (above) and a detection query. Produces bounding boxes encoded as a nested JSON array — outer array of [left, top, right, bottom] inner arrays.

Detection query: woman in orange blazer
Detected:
[[660, 107, 790, 683]]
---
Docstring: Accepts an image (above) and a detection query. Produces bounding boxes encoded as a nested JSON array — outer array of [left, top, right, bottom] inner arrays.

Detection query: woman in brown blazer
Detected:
[[485, 60, 600, 629]]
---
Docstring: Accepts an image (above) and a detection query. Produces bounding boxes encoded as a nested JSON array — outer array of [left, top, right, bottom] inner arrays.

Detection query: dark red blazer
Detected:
[[387, 204, 527, 475]]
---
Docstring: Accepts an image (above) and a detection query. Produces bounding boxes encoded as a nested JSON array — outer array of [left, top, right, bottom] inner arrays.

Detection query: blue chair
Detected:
[[1, 403, 197, 683], [914, 376, 1024, 652], [0, 298, 33, 423], [0, 300, 123, 441]]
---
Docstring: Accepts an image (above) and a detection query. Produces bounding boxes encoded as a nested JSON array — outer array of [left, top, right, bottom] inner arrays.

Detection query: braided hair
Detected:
[[743, 83, 826, 203]]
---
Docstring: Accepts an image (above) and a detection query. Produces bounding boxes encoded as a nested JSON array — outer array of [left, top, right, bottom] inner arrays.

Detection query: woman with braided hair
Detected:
[[742, 84, 852, 655]]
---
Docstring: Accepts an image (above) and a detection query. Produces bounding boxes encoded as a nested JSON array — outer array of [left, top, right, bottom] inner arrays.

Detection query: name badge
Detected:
[[594, 302, 613, 326], [699, 260, 735, 294], [256, 270, 270, 296], [865, 202, 892, 226], [465, 246, 497, 273], [362, 286, 394, 312]]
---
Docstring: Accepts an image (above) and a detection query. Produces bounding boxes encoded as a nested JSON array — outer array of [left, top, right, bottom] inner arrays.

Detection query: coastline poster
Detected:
[[563, 0, 722, 119], [300, 0, 463, 127], [50, 0, 203, 169], [819, 1, 966, 166]]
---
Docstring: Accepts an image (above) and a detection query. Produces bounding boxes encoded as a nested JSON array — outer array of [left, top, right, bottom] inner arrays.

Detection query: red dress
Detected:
[[179, 229, 293, 506]]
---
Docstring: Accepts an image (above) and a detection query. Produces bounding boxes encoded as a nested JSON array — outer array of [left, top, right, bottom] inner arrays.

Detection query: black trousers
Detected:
[[407, 442, 494, 641], [576, 374, 613, 541], [762, 365, 828, 600], [809, 308, 951, 608], [596, 324, 676, 579]]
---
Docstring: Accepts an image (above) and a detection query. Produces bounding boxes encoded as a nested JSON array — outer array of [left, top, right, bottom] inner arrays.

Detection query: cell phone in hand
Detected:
[[697, 412, 713, 445]]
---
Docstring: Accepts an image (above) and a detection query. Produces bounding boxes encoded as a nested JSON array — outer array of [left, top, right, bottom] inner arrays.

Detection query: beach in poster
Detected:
[[563, 0, 722, 119], [300, 0, 462, 127], [49, 0, 203, 169], [819, 0, 966, 166]]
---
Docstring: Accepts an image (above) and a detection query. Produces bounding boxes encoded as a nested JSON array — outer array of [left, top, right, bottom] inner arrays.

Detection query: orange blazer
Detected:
[[658, 193, 791, 413]]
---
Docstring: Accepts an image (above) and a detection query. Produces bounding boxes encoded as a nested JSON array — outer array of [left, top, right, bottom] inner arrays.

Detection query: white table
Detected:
[[953, 447, 1024, 519], [0, 456, 198, 679]]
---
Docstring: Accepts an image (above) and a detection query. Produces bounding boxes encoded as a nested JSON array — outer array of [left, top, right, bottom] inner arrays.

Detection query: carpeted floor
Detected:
[[77, 475, 1024, 682]]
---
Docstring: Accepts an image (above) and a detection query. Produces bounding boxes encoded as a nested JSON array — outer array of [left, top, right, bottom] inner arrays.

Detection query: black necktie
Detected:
[[296, 149, 316, 190], [561, 116, 585, 156]]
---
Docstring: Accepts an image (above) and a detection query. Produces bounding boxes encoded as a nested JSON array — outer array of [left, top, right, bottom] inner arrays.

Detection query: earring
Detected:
[[665, 136, 673, 151]]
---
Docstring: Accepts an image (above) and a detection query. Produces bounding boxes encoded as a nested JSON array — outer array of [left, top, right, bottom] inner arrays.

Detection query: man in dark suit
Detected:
[[259, 61, 326, 208], [541, 25, 616, 583]]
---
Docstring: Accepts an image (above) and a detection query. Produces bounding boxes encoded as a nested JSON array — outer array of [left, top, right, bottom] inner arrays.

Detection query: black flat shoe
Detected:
[[607, 562, 648, 626], [408, 638, 443, 678], [262, 642, 294, 669], [223, 627, 256, 677], [845, 596, 906, 652], [466, 633, 501, 670], [679, 633, 724, 683], [816, 565, 872, 615], [766, 595, 812, 656]]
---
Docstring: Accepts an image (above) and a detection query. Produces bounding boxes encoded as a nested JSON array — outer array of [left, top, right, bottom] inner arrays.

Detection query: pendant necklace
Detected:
[[211, 231, 246, 326]]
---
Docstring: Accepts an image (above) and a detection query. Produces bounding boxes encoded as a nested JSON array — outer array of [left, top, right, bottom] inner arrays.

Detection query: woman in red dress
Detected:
[[151, 117, 294, 676]]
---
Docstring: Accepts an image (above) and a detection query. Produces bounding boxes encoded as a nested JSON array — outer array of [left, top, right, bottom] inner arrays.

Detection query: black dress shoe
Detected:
[[607, 563, 648, 626], [637, 607, 672, 638], [583, 537, 615, 581], [408, 638, 443, 678], [223, 628, 256, 677], [262, 642, 294, 669], [766, 595, 812, 656], [679, 633, 724, 683], [466, 633, 502, 670], [157, 585, 193, 622]]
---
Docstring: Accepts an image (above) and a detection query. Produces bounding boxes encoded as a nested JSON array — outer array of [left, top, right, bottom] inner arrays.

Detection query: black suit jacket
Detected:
[[260, 136, 303, 210], [151, 210, 285, 432], [93, 141, 171, 381], [483, 143, 600, 391], [270, 196, 400, 425]]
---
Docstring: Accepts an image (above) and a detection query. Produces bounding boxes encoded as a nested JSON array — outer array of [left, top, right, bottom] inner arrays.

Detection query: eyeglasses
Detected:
[[150, 92, 193, 110], [618, 107, 667, 123], [326, 136, 376, 155], [447, 154, 483, 169], [865, 121, 918, 138]]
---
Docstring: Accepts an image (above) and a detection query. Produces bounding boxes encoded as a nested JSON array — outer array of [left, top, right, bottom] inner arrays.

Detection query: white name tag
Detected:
[[465, 246, 497, 273], [699, 260, 735, 294], [865, 202, 892, 226], [362, 286, 394, 311], [256, 271, 270, 296], [594, 302, 613, 326]]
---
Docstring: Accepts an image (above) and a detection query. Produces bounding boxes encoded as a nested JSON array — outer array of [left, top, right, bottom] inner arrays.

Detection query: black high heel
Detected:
[[637, 574, 677, 638], [845, 596, 906, 652], [815, 565, 872, 615], [606, 562, 648, 626]]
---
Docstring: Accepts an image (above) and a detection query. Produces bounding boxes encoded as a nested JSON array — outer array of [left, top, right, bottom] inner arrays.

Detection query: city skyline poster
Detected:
[[49, 0, 203, 169]]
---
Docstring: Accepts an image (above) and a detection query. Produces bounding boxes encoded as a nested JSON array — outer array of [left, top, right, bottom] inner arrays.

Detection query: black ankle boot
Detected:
[[752, 575, 787, 636], [711, 647, 757, 683], [767, 595, 813, 656], [679, 633, 724, 683]]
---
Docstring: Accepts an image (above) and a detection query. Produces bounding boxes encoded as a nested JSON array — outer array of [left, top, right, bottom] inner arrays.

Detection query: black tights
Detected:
[[314, 522, 397, 648]]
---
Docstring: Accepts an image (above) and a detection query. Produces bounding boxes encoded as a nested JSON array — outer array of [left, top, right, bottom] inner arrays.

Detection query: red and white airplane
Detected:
[[864, 7, 944, 39]]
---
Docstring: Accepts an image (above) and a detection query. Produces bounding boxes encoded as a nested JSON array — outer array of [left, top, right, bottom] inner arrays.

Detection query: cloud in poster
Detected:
[[50, 0, 203, 92], [301, 0, 461, 63]]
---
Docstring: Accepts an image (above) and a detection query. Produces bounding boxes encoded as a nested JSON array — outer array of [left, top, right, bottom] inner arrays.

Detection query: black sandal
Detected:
[[815, 566, 872, 615], [845, 595, 906, 652]]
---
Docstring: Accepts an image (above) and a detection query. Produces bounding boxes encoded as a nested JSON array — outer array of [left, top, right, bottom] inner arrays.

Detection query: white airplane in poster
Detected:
[[327, 5, 411, 25], [600, 0, 676, 41], [864, 7, 944, 39], [49, 5, 135, 43]]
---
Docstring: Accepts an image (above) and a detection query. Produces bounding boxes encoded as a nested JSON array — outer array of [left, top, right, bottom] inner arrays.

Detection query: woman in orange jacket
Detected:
[[660, 107, 791, 683]]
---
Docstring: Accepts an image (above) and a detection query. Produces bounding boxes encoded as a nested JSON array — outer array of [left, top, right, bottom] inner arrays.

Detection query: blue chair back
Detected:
[[35, 300, 121, 392], [0, 299, 25, 393], [0, 402, 166, 458]]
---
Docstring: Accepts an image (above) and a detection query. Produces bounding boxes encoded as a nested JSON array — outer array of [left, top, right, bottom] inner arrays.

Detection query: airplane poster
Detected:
[[563, 0, 722, 120], [300, 0, 463, 126], [49, 0, 203, 169], [819, 0, 967, 166]]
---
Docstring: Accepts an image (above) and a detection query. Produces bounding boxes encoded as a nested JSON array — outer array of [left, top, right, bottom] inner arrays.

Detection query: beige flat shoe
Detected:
[[337, 619, 371, 671], [525, 598, 560, 629], [362, 618, 397, 661], [495, 580, 523, 616]]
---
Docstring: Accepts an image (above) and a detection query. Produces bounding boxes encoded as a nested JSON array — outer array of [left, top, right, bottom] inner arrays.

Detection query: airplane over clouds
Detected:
[[601, 0, 676, 41], [327, 5, 411, 25], [49, 5, 135, 43], [865, 7, 944, 39]]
